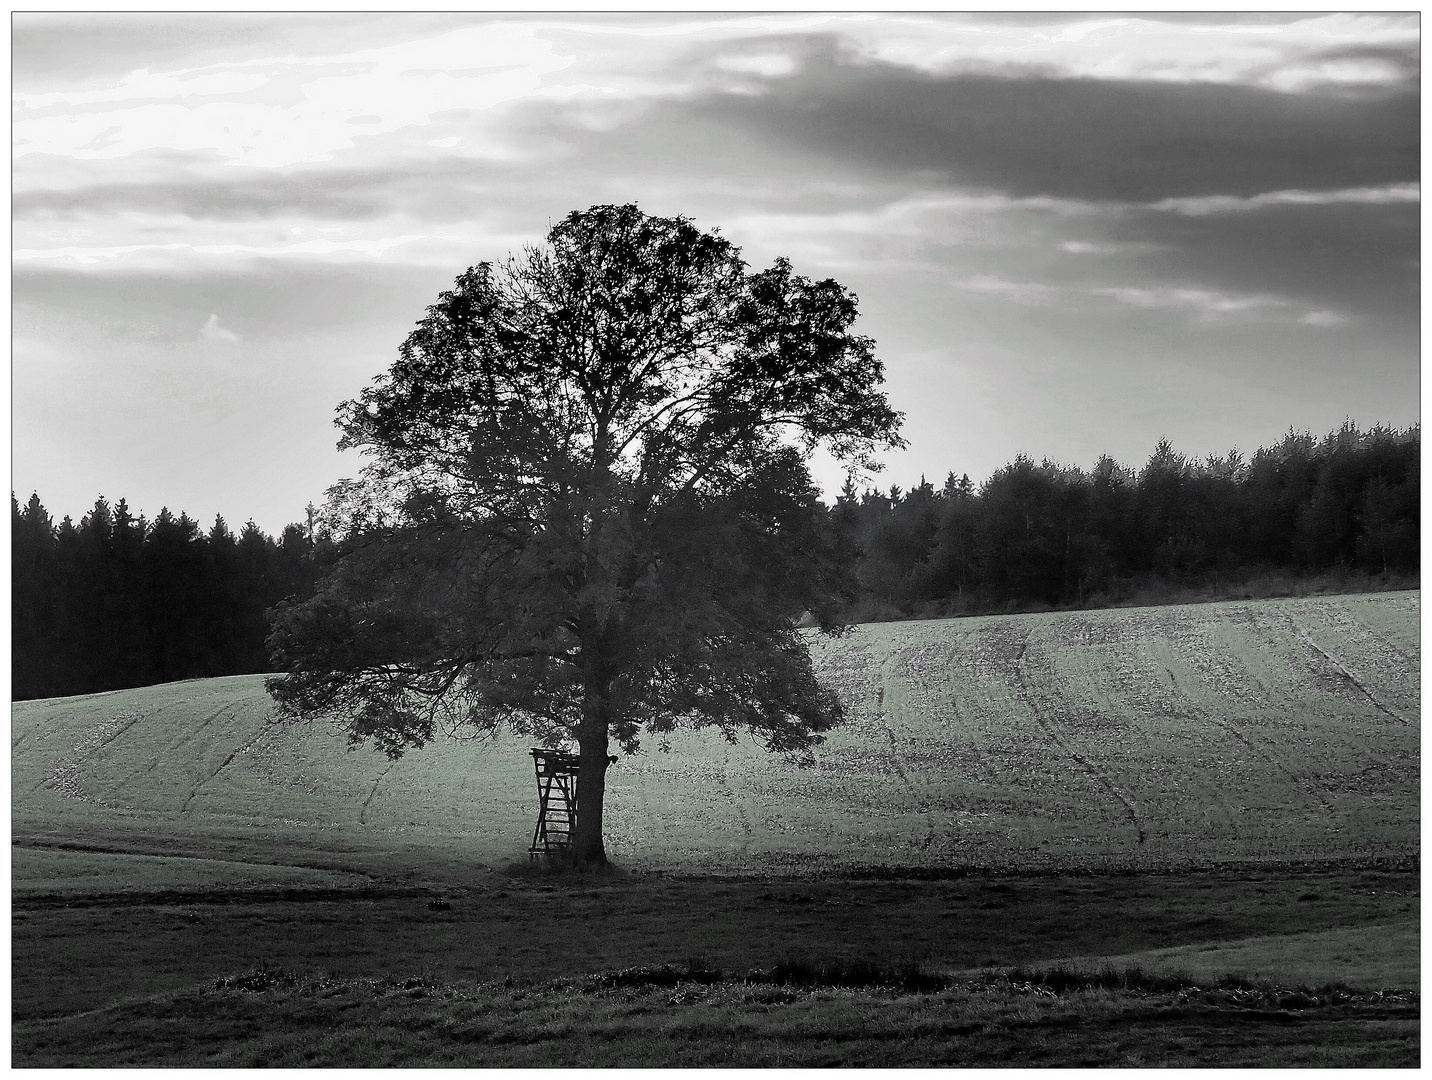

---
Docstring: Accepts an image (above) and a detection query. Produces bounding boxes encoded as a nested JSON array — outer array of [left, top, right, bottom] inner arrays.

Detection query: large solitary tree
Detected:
[[266, 204, 903, 864]]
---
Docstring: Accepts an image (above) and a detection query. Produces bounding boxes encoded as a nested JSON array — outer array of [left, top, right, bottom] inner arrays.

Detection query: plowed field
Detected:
[[13, 592, 1418, 880]]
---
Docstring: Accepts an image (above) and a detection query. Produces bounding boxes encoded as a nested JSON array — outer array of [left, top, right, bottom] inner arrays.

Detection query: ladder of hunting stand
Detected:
[[529, 748, 580, 859]]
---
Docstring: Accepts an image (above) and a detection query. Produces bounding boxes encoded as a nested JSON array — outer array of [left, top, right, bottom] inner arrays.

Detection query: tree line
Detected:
[[836, 422, 1419, 621], [11, 421, 1418, 702], [12, 495, 332, 700]]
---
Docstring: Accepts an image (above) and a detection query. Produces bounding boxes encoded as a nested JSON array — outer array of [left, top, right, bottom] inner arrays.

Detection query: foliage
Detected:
[[264, 203, 903, 862], [838, 422, 1418, 620]]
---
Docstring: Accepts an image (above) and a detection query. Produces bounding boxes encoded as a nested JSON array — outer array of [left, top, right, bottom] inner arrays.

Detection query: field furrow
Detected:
[[12, 592, 1419, 879]]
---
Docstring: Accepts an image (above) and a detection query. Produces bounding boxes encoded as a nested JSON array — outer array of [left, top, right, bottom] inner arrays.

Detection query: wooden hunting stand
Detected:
[[528, 747, 580, 859]]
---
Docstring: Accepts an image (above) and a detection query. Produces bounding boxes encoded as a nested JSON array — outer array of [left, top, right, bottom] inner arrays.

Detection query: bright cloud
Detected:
[[715, 52, 798, 78], [850, 12, 1417, 92], [1151, 184, 1419, 216], [13, 234, 428, 266], [957, 276, 1060, 307], [200, 313, 241, 343], [726, 185, 1418, 247], [12, 17, 840, 172], [14, 24, 580, 168], [953, 278, 1351, 329], [16, 69, 271, 109], [1093, 286, 1286, 316]]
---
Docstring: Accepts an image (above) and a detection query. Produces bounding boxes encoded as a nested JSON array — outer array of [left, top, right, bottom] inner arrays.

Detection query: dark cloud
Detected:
[[611, 48, 1417, 202], [1112, 201, 1419, 325], [510, 52, 1417, 327]]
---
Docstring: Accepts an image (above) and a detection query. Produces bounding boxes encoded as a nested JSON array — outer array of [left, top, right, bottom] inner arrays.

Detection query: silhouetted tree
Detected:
[[266, 203, 904, 865]]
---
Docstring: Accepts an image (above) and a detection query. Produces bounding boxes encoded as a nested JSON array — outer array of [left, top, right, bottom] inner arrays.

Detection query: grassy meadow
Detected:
[[12, 591, 1420, 1065]]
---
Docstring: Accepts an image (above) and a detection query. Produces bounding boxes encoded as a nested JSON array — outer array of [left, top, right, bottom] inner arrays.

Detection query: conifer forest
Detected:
[[13, 422, 1416, 702]]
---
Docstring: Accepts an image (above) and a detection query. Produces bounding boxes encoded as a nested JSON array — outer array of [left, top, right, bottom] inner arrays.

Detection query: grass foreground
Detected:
[[15, 961, 1417, 1068], [12, 861, 1418, 1067]]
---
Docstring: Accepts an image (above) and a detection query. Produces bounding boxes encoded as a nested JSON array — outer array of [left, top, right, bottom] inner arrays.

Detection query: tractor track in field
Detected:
[[1011, 631, 1146, 846], [44, 710, 148, 808], [1147, 645, 1339, 824], [718, 766, 754, 857], [1289, 617, 1411, 726], [181, 714, 272, 815], [873, 683, 937, 853], [873, 686, 911, 784], [716, 747, 755, 856], [1203, 714, 1337, 819], [359, 762, 398, 825]]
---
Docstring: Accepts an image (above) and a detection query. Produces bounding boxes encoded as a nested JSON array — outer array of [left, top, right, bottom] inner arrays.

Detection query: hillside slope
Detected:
[[12, 592, 1418, 880]]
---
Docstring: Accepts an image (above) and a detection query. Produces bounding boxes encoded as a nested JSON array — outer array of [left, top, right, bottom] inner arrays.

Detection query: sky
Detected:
[[12, 11, 1421, 535]]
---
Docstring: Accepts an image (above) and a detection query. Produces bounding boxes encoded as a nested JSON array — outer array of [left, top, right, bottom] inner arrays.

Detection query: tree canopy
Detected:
[[833, 422, 1419, 620], [266, 204, 904, 863]]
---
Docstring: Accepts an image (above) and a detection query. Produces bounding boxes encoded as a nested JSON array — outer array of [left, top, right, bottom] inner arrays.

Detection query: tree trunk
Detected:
[[572, 655, 611, 866], [573, 481, 615, 867]]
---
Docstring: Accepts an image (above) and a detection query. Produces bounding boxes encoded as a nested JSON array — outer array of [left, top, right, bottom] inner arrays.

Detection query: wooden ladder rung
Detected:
[[530, 747, 582, 858]]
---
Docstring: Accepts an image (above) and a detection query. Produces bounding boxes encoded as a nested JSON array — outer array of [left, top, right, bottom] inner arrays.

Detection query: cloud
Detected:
[[18, 13, 1418, 183], [1150, 183, 1419, 216], [659, 58, 1416, 203], [715, 51, 798, 78], [1260, 50, 1414, 94], [9, 16, 840, 173], [1300, 310, 1351, 328], [12, 155, 527, 223], [1092, 286, 1285, 317], [1058, 239, 1163, 256], [841, 12, 1418, 93], [15, 262, 453, 346], [1061, 241, 1115, 255], [16, 68, 270, 109], [12, 13, 464, 91], [13, 24, 582, 168], [200, 313, 240, 342], [952, 276, 1352, 328], [16, 12, 1418, 106], [957, 276, 1060, 307], [14, 234, 429, 266], [1114, 197, 1417, 329]]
